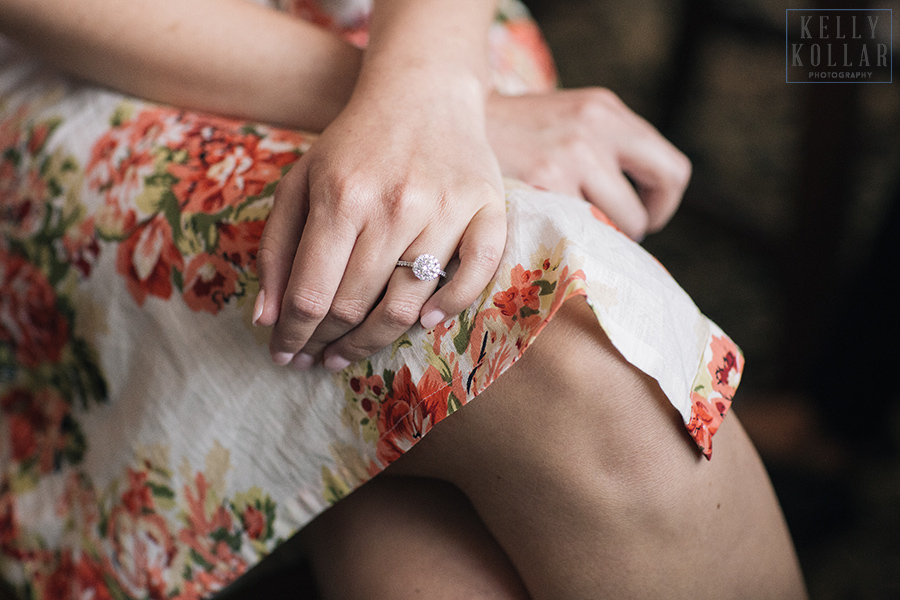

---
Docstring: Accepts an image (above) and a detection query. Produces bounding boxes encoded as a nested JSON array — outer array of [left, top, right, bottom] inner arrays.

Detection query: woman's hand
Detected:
[[253, 0, 504, 371], [254, 70, 506, 371], [485, 89, 692, 240]]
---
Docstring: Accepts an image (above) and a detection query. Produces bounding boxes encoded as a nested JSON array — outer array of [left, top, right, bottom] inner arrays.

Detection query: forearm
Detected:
[[0, 0, 360, 131], [356, 0, 498, 110]]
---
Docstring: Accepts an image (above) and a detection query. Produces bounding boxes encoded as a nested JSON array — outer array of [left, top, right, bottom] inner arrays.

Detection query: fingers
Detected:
[[320, 241, 451, 371], [323, 206, 506, 368], [255, 164, 309, 327], [266, 198, 358, 366], [418, 205, 505, 328], [320, 264, 441, 371], [259, 172, 506, 371], [616, 123, 692, 234], [486, 88, 691, 239], [580, 89, 690, 236], [580, 163, 649, 240], [296, 231, 408, 359]]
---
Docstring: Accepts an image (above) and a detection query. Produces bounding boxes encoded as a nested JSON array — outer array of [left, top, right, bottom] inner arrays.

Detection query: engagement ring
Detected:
[[397, 253, 447, 281]]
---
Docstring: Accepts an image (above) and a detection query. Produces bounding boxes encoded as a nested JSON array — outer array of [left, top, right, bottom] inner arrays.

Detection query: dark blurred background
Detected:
[[526, 0, 900, 597]]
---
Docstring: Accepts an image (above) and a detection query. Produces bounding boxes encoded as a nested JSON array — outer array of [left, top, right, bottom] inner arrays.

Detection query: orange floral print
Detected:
[[86, 105, 306, 314], [686, 333, 741, 457], [0, 167, 47, 241], [492, 264, 543, 326], [107, 499, 176, 595], [115, 214, 184, 306], [61, 217, 101, 278], [0, 490, 20, 559], [377, 365, 448, 464], [0, 250, 69, 368], [87, 116, 159, 221], [175, 472, 250, 592], [31, 551, 78, 600], [708, 334, 744, 399], [182, 253, 240, 314], [590, 204, 616, 229], [216, 219, 265, 270], [121, 469, 156, 516], [72, 556, 115, 600], [242, 505, 266, 540], [0, 2, 743, 597], [501, 19, 558, 88], [1, 387, 70, 473], [167, 116, 296, 215], [286, 0, 370, 47]]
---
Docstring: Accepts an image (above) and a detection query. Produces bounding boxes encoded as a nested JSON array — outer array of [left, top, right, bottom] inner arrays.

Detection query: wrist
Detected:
[[359, 0, 495, 108], [355, 58, 488, 114], [362, 34, 490, 89]]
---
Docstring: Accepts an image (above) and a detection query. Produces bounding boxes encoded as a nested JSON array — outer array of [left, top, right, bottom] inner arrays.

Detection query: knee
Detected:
[[493, 297, 690, 449], [398, 298, 696, 504], [502, 297, 696, 484]]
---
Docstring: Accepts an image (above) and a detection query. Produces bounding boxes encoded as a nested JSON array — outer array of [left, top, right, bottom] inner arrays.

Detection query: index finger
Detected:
[[256, 163, 309, 327], [267, 203, 357, 366]]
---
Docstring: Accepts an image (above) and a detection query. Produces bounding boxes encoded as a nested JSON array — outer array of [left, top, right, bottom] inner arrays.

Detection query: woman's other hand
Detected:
[[486, 89, 691, 240]]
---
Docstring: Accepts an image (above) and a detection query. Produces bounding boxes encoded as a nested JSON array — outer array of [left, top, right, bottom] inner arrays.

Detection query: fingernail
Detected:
[[420, 309, 446, 330], [272, 351, 294, 366], [323, 354, 351, 372], [291, 352, 315, 371], [252, 290, 265, 325]]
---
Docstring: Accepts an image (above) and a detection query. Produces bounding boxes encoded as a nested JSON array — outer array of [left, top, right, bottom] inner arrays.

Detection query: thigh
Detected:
[[387, 298, 807, 600]]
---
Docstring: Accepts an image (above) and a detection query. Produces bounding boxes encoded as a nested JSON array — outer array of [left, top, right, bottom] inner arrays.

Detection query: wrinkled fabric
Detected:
[[0, 1, 739, 597]]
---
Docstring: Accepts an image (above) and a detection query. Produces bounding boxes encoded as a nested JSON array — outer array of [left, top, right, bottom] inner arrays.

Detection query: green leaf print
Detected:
[[447, 392, 462, 416], [147, 482, 176, 501], [453, 309, 475, 356], [535, 279, 557, 296]]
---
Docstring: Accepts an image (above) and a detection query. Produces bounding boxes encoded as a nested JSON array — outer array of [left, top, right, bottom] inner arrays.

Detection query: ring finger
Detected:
[[321, 239, 456, 371]]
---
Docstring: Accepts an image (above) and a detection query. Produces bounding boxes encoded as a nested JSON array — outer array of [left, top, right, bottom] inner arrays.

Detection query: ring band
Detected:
[[397, 253, 447, 281]]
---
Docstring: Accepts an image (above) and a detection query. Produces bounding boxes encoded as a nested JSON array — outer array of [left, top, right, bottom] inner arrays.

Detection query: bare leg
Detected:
[[386, 298, 807, 599], [296, 475, 531, 600]]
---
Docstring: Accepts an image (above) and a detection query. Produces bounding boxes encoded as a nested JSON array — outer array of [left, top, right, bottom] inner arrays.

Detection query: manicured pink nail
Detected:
[[252, 290, 265, 325], [291, 353, 315, 371], [323, 354, 351, 372], [272, 351, 294, 366], [420, 309, 446, 330]]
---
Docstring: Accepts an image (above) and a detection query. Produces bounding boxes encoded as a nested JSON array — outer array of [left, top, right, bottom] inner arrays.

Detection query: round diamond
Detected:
[[411, 254, 441, 281]]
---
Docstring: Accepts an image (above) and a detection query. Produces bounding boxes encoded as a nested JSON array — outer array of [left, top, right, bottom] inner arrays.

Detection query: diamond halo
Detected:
[[396, 253, 447, 282]]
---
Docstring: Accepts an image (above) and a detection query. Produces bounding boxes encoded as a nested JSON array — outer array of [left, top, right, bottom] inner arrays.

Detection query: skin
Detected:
[[1, 1, 798, 597], [296, 300, 808, 599], [292, 476, 531, 599], [252, 0, 506, 372], [485, 89, 690, 236], [0, 0, 361, 131], [0, 0, 690, 368], [250, 0, 691, 372]]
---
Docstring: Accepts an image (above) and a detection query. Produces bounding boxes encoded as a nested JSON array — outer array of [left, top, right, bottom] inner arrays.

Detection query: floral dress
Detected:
[[0, 0, 741, 597]]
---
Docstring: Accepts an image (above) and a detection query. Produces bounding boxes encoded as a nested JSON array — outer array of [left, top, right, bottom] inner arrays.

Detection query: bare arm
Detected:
[[254, 0, 689, 368], [1, 0, 689, 366], [360, 0, 494, 94], [0, 0, 360, 131]]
